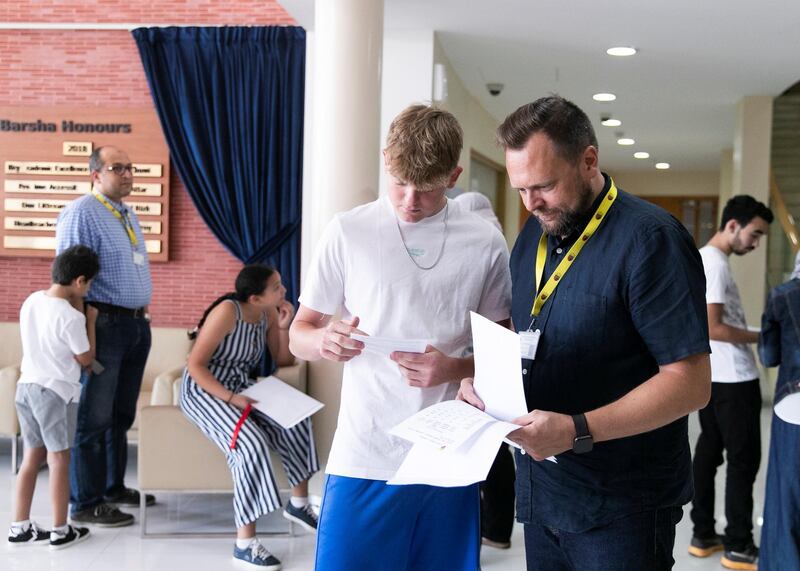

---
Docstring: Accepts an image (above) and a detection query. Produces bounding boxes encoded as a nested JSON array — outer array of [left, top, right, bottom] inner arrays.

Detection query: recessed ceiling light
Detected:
[[607, 46, 637, 57], [617, 138, 635, 146], [634, 151, 650, 159], [655, 162, 671, 169], [601, 118, 622, 127], [592, 93, 616, 102]]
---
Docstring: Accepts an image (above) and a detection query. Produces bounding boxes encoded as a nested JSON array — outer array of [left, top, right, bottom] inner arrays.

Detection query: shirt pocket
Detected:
[[563, 290, 608, 357]]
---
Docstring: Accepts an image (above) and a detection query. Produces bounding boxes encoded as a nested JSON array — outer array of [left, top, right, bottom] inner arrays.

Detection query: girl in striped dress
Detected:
[[180, 264, 319, 570]]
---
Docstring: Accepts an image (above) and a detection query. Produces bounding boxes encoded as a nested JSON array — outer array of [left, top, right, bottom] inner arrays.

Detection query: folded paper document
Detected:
[[351, 334, 430, 357], [239, 376, 324, 429], [388, 313, 555, 486]]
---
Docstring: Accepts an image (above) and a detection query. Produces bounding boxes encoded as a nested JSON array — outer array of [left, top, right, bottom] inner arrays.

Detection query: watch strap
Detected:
[[571, 413, 593, 453], [572, 413, 589, 439]]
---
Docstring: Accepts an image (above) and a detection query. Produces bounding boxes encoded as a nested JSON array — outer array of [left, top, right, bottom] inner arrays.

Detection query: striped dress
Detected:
[[179, 299, 319, 528]]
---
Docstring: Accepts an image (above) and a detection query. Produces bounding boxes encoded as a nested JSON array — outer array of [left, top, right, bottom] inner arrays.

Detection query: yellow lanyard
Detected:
[[92, 190, 138, 247], [531, 179, 618, 317]]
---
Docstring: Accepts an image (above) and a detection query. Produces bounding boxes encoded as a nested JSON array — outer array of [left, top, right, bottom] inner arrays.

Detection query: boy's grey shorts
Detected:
[[15, 383, 78, 452]]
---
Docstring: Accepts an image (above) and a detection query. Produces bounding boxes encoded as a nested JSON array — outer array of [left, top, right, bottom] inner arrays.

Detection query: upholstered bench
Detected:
[[137, 361, 307, 537]]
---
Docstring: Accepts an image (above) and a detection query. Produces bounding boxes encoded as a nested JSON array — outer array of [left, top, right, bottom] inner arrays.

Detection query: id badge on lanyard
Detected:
[[519, 328, 541, 360]]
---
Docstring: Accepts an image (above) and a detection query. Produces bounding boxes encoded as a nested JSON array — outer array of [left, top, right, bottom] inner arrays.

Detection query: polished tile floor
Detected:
[[1, 408, 770, 570]]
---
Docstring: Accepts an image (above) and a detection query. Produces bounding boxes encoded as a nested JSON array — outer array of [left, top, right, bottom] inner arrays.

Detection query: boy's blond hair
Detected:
[[384, 104, 463, 191]]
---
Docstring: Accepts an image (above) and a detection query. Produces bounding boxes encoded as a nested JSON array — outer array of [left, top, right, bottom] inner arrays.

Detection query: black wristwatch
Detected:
[[571, 413, 593, 454]]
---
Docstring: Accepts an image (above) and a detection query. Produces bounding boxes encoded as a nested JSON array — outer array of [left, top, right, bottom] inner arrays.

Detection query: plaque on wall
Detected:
[[62, 141, 93, 156], [0, 107, 170, 261]]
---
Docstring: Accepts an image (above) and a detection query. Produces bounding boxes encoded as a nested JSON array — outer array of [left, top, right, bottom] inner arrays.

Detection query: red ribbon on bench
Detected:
[[229, 403, 253, 449]]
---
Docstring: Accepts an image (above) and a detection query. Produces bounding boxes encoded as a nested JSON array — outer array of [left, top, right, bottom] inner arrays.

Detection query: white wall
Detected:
[[606, 170, 720, 197], [433, 35, 520, 247], [378, 30, 436, 193]]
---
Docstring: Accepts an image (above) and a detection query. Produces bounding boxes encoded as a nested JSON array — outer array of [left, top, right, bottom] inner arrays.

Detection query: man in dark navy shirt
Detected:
[[459, 95, 712, 570]]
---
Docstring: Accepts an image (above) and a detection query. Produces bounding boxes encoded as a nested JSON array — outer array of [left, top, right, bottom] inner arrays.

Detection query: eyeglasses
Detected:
[[104, 163, 134, 176]]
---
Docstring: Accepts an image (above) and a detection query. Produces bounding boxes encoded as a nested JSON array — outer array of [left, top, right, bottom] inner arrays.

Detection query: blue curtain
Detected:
[[133, 26, 305, 374], [132, 26, 304, 300]]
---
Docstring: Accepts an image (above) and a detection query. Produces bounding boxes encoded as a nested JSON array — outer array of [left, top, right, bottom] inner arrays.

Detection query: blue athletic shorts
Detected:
[[315, 474, 480, 571]]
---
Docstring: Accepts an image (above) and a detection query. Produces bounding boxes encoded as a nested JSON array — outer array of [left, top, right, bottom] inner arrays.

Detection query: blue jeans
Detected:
[[70, 313, 151, 512], [523, 507, 683, 571], [760, 413, 800, 571]]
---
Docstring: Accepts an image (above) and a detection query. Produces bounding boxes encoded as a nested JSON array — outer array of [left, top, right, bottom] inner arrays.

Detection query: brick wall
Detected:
[[0, 1, 296, 327]]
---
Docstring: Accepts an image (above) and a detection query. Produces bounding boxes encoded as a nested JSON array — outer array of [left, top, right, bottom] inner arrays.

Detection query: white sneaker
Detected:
[[49, 525, 90, 550], [7, 522, 50, 547]]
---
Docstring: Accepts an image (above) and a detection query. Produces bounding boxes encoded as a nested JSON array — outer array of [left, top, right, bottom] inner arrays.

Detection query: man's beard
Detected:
[[535, 181, 596, 238], [731, 231, 754, 256]]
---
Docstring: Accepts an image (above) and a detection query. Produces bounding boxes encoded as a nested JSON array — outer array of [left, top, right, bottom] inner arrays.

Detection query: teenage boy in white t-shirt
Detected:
[[8, 245, 99, 550], [290, 104, 512, 571], [689, 195, 773, 571]]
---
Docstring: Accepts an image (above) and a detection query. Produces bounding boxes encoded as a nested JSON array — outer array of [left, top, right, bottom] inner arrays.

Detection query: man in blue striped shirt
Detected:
[[56, 146, 154, 528]]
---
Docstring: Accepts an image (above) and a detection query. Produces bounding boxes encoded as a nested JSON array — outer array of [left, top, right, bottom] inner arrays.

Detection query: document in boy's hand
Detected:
[[387, 312, 557, 487], [351, 334, 431, 357], [388, 401, 520, 487]]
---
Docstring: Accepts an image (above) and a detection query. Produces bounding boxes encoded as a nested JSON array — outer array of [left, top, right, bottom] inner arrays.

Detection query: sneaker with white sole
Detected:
[[232, 538, 282, 570], [282, 502, 318, 534], [7, 522, 50, 547], [49, 526, 90, 550]]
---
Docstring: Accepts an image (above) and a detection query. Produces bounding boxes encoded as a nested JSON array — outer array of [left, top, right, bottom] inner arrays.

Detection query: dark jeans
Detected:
[[523, 507, 683, 570], [760, 413, 800, 571], [690, 379, 761, 550], [480, 444, 515, 543], [70, 313, 151, 512]]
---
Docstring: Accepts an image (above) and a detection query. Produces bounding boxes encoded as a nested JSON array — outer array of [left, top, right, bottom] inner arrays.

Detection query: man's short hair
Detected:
[[496, 95, 598, 164], [719, 195, 774, 230], [89, 147, 107, 173], [52, 245, 100, 285], [384, 104, 463, 191]]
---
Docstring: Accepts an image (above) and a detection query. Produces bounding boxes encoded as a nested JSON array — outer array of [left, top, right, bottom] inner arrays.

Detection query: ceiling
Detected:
[[280, 0, 800, 171]]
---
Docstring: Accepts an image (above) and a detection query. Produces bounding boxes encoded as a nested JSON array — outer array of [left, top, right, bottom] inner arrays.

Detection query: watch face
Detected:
[[573, 435, 593, 454]]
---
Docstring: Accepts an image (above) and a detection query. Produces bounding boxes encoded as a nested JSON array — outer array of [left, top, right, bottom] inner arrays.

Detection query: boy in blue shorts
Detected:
[[290, 105, 512, 570], [8, 245, 99, 550]]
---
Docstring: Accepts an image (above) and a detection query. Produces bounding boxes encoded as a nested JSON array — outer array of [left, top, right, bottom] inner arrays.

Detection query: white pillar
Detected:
[[304, 0, 384, 463], [378, 30, 435, 194], [729, 96, 773, 327], [718, 148, 733, 216], [729, 96, 774, 399], [310, 0, 383, 246]]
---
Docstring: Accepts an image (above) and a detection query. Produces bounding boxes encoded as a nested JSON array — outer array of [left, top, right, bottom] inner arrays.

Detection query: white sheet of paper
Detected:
[[239, 376, 324, 429], [470, 312, 528, 421], [388, 420, 519, 487], [389, 400, 496, 450], [472, 311, 556, 463], [775, 392, 800, 425], [351, 334, 430, 357]]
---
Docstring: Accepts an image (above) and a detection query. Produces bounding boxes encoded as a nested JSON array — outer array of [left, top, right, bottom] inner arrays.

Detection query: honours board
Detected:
[[0, 107, 170, 261]]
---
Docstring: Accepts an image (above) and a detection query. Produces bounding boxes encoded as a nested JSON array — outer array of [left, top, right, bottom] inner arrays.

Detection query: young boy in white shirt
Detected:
[[290, 104, 511, 570], [8, 245, 99, 550]]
